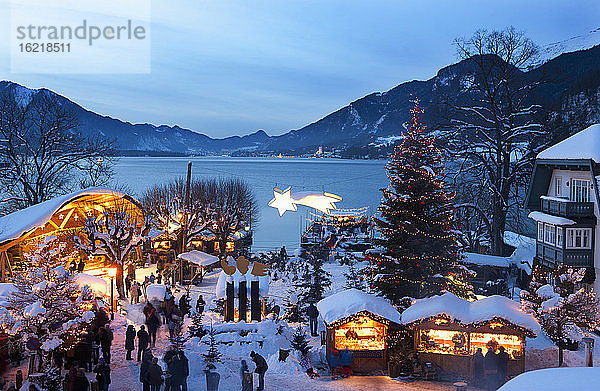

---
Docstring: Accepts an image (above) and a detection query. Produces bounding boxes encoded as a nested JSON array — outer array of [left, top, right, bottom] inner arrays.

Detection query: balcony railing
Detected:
[[536, 242, 594, 267], [540, 196, 594, 218]]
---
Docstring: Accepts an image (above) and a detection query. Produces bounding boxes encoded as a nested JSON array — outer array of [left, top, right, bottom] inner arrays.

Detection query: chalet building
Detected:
[[525, 124, 600, 290]]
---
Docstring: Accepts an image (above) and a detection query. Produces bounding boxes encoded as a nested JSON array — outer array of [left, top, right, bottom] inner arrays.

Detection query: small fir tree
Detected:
[[202, 325, 222, 365], [291, 327, 311, 357], [521, 266, 600, 366], [344, 255, 365, 291], [371, 99, 470, 303], [296, 245, 332, 305], [189, 311, 206, 338], [282, 290, 303, 322]]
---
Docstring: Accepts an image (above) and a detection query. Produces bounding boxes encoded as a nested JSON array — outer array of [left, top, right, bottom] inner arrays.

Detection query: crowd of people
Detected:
[[472, 345, 510, 390]]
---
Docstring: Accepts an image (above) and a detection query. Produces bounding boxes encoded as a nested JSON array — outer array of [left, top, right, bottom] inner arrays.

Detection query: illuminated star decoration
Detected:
[[268, 187, 342, 216]]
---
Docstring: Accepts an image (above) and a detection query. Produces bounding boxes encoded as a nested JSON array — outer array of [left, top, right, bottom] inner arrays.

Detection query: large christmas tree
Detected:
[[372, 100, 471, 303]]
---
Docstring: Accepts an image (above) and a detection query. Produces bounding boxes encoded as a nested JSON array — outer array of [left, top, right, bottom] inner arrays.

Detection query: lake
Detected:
[[113, 157, 388, 252]]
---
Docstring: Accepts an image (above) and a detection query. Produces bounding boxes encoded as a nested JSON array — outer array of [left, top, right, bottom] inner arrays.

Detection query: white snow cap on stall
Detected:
[[401, 292, 540, 334], [178, 250, 219, 266], [528, 211, 576, 226], [74, 273, 108, 296], [537, 124, 600, 162], [215, 267, 269, 299], [0, 187, 129, 245], [317, 288, 401, 325], [146, 284, 167, 302]]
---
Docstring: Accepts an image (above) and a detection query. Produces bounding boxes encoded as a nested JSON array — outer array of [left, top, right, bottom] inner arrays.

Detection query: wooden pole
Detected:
[[0, 252, 5, 283], [180, 162, 192, 284]]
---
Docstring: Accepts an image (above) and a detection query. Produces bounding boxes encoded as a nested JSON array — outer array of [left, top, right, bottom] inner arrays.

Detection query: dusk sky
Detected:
[[0, 0, 599, 138]]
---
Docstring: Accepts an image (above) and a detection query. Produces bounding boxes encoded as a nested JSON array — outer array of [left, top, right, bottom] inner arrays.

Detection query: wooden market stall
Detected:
[[317, 288, 403, 373], [401, 292, 540, 380]]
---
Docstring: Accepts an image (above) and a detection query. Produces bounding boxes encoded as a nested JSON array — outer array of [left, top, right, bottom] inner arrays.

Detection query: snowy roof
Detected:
[[73, 273, 108, 296], [317, 288, 401, 325], [178, 250, 219, 267], [528, 211, 576, 226], [503, 231, 535, 248], [401, 292, 540, 334], [327, 207, 369, 218], [0, 187, 136, 245], [146, 284, 167, 302], [498, 367, 600, 391], [537, 124, 600, 162], [462, 252, 510, 268]]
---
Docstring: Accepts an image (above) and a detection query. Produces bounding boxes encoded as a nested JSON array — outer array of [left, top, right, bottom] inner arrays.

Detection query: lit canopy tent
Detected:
[[177, 250, 220, 283], [0, 188, 145, 281], [402, 292, 540, 379], [317, 289, 402, 373]]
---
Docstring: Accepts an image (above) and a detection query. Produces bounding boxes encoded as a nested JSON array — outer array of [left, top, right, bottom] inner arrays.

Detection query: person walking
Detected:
[[68, 361, 79, 391], [484, 346, 499, 391], [77, 260, 85, 273], [147, 357, 164, 391], [131, 281, 141, 304], [169, 353, 185, 391], [149, 273, 157, 284], [240, 360, 252, 391], [179, 352, 189, 391], [473, 347, 485, 388], [250, 351, 268, 391], [147, 307, 161, 348], [497, 346, 509, 385], [74, 368, 90, 391], [306, 303, 319, 337], [157, 273, 163, 285], [94, 357, 111, 391], [99, 326, 113, 364], [140, 351, 152, 391], [137, 325, 150, 362], [125, 325, 136, 360], [179, 295, 190, 318], [196, 295, 206, 315], [125, 275, 132, 298]]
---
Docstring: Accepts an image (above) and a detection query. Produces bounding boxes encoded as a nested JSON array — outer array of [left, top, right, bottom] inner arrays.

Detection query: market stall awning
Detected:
[[401, 292, 540, 335], [178, 250, 219, 267], [317, 288, 401, 325]]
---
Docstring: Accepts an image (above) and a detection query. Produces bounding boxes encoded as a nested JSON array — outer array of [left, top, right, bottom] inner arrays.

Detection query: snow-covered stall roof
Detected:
[[463, 253, 511, 268], [74, 273, 108, 296], [537, 124, 600, 162], [401, 292, 540, 334], [528, 211, 576, 226], [215, 258, 269, 299], [317, 288, 401, 325], [146, 284, 167, 302], [0, 187, 139, 245], [178, 250, 219, 267]]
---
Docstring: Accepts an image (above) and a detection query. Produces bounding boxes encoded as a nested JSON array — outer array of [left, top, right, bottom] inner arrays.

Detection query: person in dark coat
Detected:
[[179, 295, 190, 317], [75, 339, 92, 372], [180, 352, 189, 390], [73, 368, 89, 391], [94, 357, 111, 391], [147, 357, 163, 391], [124, 275, 131, 298], [339, 349, 353, 378], [146, 307, 161, 348], [196, 295, 206, 315], [140, 351, 152, 391], [77, 260, 85, 273], [484, 347, 499, 391], [52, 348, 64, 370], [472, 347, 485, 388], [99, 326, 113, 364], [138, 325, 150, 362], [125, 325, 136, 360], [68, 361, 79, 391], [169, 352, 187, 391], [163, 349, 178, 391], [250, 351, 268, 391], [306, 303, 319, 337], [497, 346, 509, 385]]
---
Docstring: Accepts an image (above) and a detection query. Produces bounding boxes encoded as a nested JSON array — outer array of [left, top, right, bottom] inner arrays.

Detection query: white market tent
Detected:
[[317, 288, 401, 325], [177, 250, 219, 267], [537, 123, 600, 162], [401, 292, 540, 335]]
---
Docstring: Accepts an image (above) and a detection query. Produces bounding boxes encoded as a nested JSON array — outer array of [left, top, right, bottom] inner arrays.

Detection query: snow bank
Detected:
[[317, 288, 401, 325], [215, 268, 269, 299], [401, 292, 540, 334], [74, 273, 108, 296], [178, 250, 219, 267], [528, 211, 576, 226], [537, 123, 600, 162], [499, 367, 600, 391], [0, 283, 17, 306], [463, 253, 510, 268], [146, 284, 167, 302]]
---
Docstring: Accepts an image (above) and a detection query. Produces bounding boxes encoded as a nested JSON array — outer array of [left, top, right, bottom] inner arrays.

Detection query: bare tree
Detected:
[[444, 27, 548, 255], [75, 197, 149, 298], [141, 177, 258, 257], [0, 87, 114, 211]]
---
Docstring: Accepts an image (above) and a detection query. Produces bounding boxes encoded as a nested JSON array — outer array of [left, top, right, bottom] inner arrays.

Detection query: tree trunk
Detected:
[[116, 263, 125, 299], [490, 201, 507, 256], [558, 345, 564, 367]]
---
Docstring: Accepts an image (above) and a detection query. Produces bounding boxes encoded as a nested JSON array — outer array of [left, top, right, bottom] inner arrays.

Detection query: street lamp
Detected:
[[107, 268, 117, 320]]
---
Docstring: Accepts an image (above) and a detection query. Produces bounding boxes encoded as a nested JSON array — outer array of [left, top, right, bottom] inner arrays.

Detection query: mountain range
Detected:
[[1, 28, 600, 156]]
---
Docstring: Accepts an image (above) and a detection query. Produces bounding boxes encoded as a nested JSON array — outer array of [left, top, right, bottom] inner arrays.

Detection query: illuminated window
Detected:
[[334, 316, 386, 351], [469, 332, 523, 359], [226, 241, 235, 252], [417, 329, 469, 355]]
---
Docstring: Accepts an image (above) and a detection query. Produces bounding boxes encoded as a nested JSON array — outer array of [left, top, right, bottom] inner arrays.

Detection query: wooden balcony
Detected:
[[536, 242, 594, 268], [540, 196, 594, 218]]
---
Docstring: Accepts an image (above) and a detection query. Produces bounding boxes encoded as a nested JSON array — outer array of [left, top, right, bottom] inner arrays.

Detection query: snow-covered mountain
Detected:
[[2, 28, 599, 155]]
